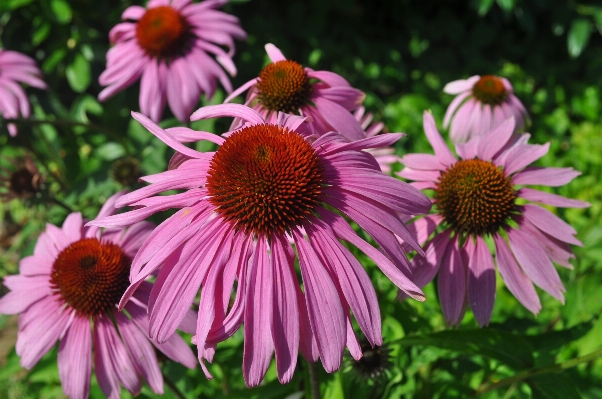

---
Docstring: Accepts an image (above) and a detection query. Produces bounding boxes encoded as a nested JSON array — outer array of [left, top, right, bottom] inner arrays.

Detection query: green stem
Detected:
[[163, 372, 187, 399], [308, 361, 321, 399], [474, 348, 602, 395]]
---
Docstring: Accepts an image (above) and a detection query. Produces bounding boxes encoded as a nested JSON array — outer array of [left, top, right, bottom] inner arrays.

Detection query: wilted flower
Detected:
[[99, 0, 246, 122], [0, 154, 42, 202], [225, 43, 366, 140], [88, 104, 432, 387], [398, 112, 588, 327], [443, 75, 529, 142], [0, 192, 196, 399], [0, 49, 46, 136]]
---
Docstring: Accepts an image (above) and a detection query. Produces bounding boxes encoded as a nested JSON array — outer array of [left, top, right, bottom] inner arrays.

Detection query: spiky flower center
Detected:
[[257, 60, 312, 113], [135, 6, 190, 59], [50, 238, 131, 317], [206, 124, 325, 236], [472, 75, 508, 105], [434, 159, 516, 236]]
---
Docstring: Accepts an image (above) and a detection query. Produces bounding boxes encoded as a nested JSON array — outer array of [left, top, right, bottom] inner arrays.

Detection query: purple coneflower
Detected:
[[443, 75, 529, 142], [354, 106, 399, 173], [0, 49, 46, 136], [398, 112, 588, 327], [88, 104, 432, 387], [99, 0, 246, 122], [225, 43, 366, 140], [0, 192, 196, 399]]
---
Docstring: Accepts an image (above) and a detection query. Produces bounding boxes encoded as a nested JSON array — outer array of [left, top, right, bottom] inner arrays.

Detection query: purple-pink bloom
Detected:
[[443, 75, 529, 142], [0, 192, 196, 399], [99, 0, 246, 122], [225, 43, 366, 141], [88, 104, 432, 387], [0, 49, 46, 136], [354, 106, 399, 173], [398, 112, 588, 327]]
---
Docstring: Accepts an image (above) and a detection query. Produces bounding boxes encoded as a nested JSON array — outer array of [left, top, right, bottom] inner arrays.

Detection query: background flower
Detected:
[[0, 49, 46, 136], [398, 112, 588, 327], [225, 43, 366, 140], [99, 0, 247, 122], [89, 104, 431, 387], [443, 75, 529, 142], [0, 192, 196, 399]]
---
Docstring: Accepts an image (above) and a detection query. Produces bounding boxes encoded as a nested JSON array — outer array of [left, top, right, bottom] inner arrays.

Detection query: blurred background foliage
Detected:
[[0, 0, 601, 397]]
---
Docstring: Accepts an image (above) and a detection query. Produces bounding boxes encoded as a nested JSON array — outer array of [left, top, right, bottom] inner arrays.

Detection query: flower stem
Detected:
[[308, 361, 321, 399], [163, 372, 187, 399], [474, 348, 602, 395]]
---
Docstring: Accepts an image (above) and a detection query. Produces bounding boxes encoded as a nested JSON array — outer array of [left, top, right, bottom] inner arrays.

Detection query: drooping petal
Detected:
[[467, 236, 496, 327], [243, 237, 274, 387], [58, 316, 92, 399]]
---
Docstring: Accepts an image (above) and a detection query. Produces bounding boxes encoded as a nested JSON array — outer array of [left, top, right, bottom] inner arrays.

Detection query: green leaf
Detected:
[[399, 329, 535, 369], [524, 321, 594, 353], [496, 0, 515, 12], [66, 53, 91, 93], [477, 0, 495, 15], [567, 19, 592, 58], [71, 94, 103, 124], [50, 0, 72, 24], [95, 142, 126, 161], [0, 0, 33, 12], [529, 373, 582, 399]]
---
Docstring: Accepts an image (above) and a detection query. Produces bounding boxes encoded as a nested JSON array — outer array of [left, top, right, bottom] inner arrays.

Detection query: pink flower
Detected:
[[99, 0, 246, 122], [354, 106, 399, 173], [0, 49, 46, 136], [0, 192, 196, 399], [398, 112, 589, 327], [225, 43, 366, 140], [443, 75, 529, 142], [88, 104, 432, 387]]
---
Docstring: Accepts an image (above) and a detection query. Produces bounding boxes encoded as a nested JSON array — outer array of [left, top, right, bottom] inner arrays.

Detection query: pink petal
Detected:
[[508, 226, 565, 302], [0, 275, 50, 314], [293, 228, 345, 373], [443, 76, 479, 94], [476, 117, 515, 161], [116, 313, 163, 394], [264, 43, 286, 62], [423, 111, 457, 166], [494, 234, 541, 314], [190, 103, 264, 124], [243, 237, 274, 387], [467, 236, 496, 327], [58, 316, 92, 399], [521, 204, 581, 246], [270, 234, 300, 383], [501, 142, 550, 175], [165, 126, 225, 145], [307, 70, 351, 87], [518, 188, 590, 208], [512, 167, 581, 187], [443, 91, 470, 128], [311, 96, 364, 140], [438, 237, 467, 327]]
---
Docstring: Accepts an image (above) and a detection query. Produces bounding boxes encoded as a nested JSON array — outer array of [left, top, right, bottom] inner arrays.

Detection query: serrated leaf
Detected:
[[568, 19, 592, 58], [400, 329, 535, 369], [66, 53, 91, 93]]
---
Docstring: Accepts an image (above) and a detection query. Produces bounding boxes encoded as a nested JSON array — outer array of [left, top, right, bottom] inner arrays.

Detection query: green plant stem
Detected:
[[49, 197, 74, 213], [163, 372, 187, 399], [308, 361, 321, 399], [474, 348, 602, 395]]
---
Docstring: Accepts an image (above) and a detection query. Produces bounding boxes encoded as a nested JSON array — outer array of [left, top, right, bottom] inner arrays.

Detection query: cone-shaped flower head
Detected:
[[225, 44, 367, 141], [99, 0, 247, 122], [0, 49, 46, 136], [0, 192, 197, 399], [443, 75, 529, 142], [398, 112, 588, 327], [88, 104, 432, 387]]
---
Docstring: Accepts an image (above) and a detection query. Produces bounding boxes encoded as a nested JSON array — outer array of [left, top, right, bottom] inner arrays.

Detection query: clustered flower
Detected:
[[0, 0, 589, 398]]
